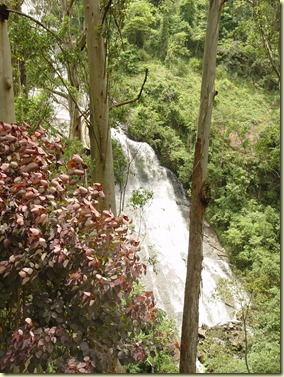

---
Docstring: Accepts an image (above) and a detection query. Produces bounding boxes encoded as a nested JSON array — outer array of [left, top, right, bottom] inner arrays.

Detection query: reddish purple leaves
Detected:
[[0, 122, 177, 373]]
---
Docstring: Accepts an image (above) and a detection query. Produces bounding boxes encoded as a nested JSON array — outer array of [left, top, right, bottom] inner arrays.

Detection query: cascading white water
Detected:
[[113, 127, 241, 335]]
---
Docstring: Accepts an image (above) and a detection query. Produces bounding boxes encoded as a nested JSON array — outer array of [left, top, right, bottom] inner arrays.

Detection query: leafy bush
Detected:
[[128, 187, 154, 210], [15, 91, 54, 130], [0, 122, 178, 373], [126, 308, 179, 373], [123, 0, 156, 49]]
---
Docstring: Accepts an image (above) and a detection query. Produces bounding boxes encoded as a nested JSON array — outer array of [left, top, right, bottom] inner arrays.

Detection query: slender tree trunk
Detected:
[[67, 63, 82, 139], [0, 4, 16, 123], [179, 0, 227, 373], [83, 0, 117, 215], [60, 0, 83, 140]]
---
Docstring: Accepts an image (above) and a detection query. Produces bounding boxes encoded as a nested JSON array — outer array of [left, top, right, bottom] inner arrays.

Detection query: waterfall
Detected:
[[112, 126, 241, 334]]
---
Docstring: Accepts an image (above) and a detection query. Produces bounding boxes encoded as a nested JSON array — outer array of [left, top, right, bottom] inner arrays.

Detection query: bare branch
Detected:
[[102, 0, 113, 25], [42, 87, 69, 101], [40, 54, 92, 133], [68, 0, 76, 12], [113, 14, 125, 51], [110, 69, 148, 110]]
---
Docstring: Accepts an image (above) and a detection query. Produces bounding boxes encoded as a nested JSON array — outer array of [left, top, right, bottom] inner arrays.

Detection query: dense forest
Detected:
[[0, 0, 280, 373]]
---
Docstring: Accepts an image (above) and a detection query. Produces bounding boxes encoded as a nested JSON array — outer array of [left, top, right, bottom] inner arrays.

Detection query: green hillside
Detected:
[[108, 0, 280, 372]]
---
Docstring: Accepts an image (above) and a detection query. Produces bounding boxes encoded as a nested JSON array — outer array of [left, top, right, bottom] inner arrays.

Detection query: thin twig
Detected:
[[110, 69, 148, 110]]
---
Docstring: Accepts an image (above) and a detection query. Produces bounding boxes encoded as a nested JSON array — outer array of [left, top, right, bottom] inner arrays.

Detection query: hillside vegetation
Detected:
[[1, 0, 280, 373], [108, 0, 280, 372]]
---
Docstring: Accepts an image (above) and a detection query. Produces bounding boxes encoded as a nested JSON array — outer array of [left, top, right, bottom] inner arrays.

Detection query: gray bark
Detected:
[[83, 0, 117, 215], [179, 0, 227, 373], [0, 8, 16, 123]]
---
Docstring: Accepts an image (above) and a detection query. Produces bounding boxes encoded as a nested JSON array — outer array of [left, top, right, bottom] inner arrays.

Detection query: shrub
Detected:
[[0, 122, 178, 373]]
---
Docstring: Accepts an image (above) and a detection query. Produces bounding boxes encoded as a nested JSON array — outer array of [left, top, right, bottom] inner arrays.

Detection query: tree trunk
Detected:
[[60, 0, 82, 140], [12, 0, 28, 99], [83, 0, 117, 215], [66, 50, 82, 140], [179, 0, 227, 373], [0, 5, 16, 123]]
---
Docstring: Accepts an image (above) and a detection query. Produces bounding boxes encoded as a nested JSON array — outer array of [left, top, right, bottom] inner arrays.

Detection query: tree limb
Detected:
[[7, 8, 63, 45], [43, 55, 92, 130], [67, 0, 76, 13], [7, 5, 93, 140], [110, 69, 148, 110], [113, 14, 125, 51], [102, 0, 113, 25], [44, 87, 69, 100]]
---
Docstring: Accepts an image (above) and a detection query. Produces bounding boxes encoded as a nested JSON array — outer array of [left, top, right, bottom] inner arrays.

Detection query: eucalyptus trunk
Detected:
[[83, 0, 116, 215], [0, 5, 16, 123], [67, 58, 82, 140], [179, 0, 227, 373], [61, 0, 82, 140]]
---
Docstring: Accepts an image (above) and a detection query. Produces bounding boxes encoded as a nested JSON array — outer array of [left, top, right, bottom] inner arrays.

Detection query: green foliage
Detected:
[[14, 90, 54, 129], [217, 0, 280, 89], [60, 137, 95, 180], [224, 201, 280, 276], [165, 28, 191, 64], [254, 122, 280, 206], [201, 342, 248, 373], [10, 12, 57, 92], [145, 247, 159, 274], [123, 0, 156, 48], [201, 280, 280, 373], [126, 308, 179, 373], [245, 284, 280, 373], [179, 0, 196, 25], [113, 3, 280, 371], [112, 138, 129, 188], [122, 63, 199, 186], [5, 0, 280, 373], [248, 341, 280, 374], [128, 187, 154, 210], [204, 74, 280, 372]]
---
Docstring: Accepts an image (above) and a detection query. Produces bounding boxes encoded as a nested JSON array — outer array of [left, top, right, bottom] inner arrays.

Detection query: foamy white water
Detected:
[[113, 126, 241, 334]]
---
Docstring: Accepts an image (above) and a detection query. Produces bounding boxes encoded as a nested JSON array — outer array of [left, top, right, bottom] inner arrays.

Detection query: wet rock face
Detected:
[[198, 321, 246, 369]]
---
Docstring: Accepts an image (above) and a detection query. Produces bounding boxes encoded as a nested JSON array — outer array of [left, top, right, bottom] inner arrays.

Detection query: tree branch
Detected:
[[44, 87, 69, 100], [7, 5, 93, 139], [42, 55, 92, 131], [113, 14, 125, 51], [102, 0, 113, 25], [67, 0, 76, 13], [110, 69, 148, 110], [7, 8, 63, 45]]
